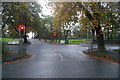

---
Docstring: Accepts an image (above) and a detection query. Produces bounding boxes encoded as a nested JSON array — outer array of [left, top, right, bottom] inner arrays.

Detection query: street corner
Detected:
[[1, 53, 32, 65], [83, 49, 120, 64]]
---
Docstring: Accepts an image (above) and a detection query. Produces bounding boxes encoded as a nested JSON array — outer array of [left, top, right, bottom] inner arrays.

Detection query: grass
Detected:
[[83, 49, 119, 63], [1, 38, 19, 58], [0, 38, 16, 54], [56, 39, 90, 44], [1, 38, 19, 42], [38, 38, 90, 44], [40, 38, 90, 44], [113, 49, 120, 52]]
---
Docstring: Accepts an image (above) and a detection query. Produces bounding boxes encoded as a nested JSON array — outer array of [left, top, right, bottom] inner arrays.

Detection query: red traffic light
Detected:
[[53, 33, 57, 37], [19, 25, 25, 30]]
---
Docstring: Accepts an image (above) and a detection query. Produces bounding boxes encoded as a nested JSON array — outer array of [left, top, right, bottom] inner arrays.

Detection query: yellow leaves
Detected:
[[92, 19, 99, 26], [99, 30, 103, 34], [19, 2, 29, 9], [53, 2, 117, 33], [23, 3, 29, 9], [30, 16, 34, 22], [53, 3, 72, 29], [96, 34, 100, 37]]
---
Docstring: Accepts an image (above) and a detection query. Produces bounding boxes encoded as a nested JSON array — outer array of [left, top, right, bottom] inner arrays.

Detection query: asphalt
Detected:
[[2, 39, 119, 78]]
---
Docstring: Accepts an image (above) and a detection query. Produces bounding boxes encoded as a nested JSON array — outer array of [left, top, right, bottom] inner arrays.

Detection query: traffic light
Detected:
[[53, 33, 57, 37], [19, 25, 25, 35]]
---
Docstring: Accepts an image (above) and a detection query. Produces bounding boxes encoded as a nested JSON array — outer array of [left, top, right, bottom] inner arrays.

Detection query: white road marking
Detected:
[[58, 53, 63, 62], [79, 51, 86, 55]]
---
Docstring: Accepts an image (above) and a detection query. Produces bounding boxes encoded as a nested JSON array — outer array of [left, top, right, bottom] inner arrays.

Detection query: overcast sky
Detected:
[[37, 0, 53, 16]]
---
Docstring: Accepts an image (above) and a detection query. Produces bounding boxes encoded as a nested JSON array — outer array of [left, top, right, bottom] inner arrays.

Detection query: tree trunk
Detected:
[[107, 28, 110, 40], [93, 12, 105, 51], [95, 24, 105, 51], [81, 3, 105, 51], [65, 35, 68, 44], [23, 32, 27, 43], [59, 39, 61, 44]]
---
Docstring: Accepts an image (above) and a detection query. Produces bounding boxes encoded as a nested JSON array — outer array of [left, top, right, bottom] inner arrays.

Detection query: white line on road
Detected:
[[79, 51, 86, 55], [58, 53, 63, 62]]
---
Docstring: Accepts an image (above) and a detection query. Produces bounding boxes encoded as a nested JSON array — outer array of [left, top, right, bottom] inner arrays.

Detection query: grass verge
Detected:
[[43, 39, 90, 44], [2, 53, 32, 64], [83, 49, 119, 64], [0, 38, 19, 42], [113, 49, 120, 52]]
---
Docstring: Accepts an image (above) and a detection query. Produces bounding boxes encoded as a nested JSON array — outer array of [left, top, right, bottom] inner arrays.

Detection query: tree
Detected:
[[53, 2, 119, 51], [99, 2, 119, 40], [2, 2, 42, 43]]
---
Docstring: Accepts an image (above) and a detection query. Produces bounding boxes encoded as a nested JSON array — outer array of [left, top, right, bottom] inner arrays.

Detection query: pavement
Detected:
[[2, 39, 119, 78]]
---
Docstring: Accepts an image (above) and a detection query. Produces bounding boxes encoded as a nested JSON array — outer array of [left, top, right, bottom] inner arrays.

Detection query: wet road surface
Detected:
[[2, 39, 118, 78]]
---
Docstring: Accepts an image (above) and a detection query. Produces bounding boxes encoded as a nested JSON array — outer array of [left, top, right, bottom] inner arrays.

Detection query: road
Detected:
[[2, 39, 119, 78]]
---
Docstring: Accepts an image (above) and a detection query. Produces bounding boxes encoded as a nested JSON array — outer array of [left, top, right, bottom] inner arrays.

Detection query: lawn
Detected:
[[113, 49, 120, 52], [83, 49, 119, 63], [1, 38, 19, 58], [57, 39, 90, 44], [0, 38, 19, 42]]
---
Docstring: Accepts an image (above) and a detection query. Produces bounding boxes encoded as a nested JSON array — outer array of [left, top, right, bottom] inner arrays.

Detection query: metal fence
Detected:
[[5, 44, 26, 55], [2, 42, 27, 63]]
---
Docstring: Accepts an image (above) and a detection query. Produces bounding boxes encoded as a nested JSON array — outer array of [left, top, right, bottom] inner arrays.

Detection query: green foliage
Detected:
[[34, 15, 54, 40], [113, 49, 120, 52], [53, 2, 119, 33], [2, 2, 42, 35], [51, 2, 120, 51], [56, 39, 89, 44], [0, 38, 19, 42]]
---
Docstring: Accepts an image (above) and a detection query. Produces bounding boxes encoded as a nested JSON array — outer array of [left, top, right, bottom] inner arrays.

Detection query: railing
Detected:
[[2, 42, 26, 63]]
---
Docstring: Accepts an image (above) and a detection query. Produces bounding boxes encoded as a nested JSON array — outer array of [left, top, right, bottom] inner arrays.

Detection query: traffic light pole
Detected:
[[53, 32, 57, 43], [18, 25, 26, 55]]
